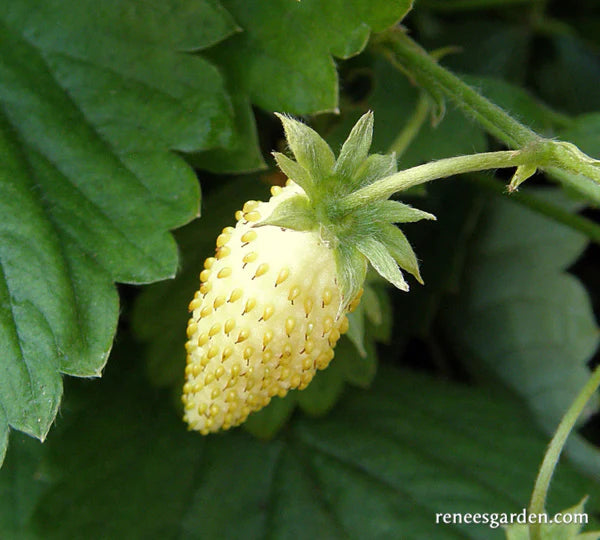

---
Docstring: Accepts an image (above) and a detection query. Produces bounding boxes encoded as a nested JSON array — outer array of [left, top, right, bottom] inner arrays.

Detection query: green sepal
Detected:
[[352, 153, 397, 190], [272, 152, 315, 198], [334, 243, 368, 313], [355, 236, 409, 292], [255, 195, 316, 232], [372, 200, 436, 224], [273, 111, 429, 296], [334, 111, 374, 182], [275, 113, 335, 180], [508, 163, 537, 192], [376, 223, 423, 284]]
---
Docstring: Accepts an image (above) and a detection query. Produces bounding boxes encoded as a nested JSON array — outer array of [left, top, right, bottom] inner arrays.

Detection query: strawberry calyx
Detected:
[[262, 112, 436, 309]]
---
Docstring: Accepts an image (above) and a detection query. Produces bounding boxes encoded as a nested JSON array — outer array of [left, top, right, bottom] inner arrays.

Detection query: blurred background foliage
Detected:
[[1, 0, 599, 537]]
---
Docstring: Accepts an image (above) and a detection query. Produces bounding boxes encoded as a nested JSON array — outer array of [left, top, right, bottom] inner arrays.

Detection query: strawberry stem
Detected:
[[373, 27, 539, 148], [528, 364, 600, 540], [372, 28, 600, 199], [339, 147, 541, 212]]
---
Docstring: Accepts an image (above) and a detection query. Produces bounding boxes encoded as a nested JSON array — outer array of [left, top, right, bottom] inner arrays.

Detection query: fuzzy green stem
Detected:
[[340, 148, 542, 212], [372, 29, 600, 195], [528, 364, 600, 540], [373, 28, 540, 148]]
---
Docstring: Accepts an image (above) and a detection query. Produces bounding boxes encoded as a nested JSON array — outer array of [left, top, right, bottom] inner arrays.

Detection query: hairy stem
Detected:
[[340, 148, 542, 211], [372, 28, 600, 197], [373, 28, 540, 148], [528, 364, 600, 540]]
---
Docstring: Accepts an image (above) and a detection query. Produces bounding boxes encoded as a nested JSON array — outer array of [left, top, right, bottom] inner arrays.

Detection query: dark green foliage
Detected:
[[1, 0, 599, 537]]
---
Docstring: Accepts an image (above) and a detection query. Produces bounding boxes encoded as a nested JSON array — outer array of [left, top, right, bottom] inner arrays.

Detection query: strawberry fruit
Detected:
[[183, 112, 435, 434]]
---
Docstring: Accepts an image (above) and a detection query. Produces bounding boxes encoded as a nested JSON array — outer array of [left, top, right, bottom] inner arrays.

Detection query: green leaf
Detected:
[[208, 0, 413, 114], [12, 360, 600, 538], [0, 0, 236, 458], [191, 92, 266, 174], [0, 411, 6, 466], [442, 189, 599, 448], [362, 283, 383, 327], [535, 34, 600, 116]]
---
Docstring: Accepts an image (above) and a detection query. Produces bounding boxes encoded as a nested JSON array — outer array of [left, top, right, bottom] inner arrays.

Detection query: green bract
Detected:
[[266, 112, 435, 309]]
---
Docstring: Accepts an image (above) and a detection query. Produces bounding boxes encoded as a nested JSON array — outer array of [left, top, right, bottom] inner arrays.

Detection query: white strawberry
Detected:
[[183, 112, 435, 434]]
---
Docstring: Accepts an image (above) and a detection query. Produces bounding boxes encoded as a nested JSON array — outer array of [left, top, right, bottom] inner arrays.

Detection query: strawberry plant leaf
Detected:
[[0, 411, 6, 466], [11, 359, 600, 538], [442, 189, 599, 446], [0, 0, 236, 462], [190, 91, 266, 174], [209, 0, 413, 115], [194, 1, 413, 173], [272, 152, 314, 197], [334, 111, 374, 181], [258, 194, 316, 231]]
